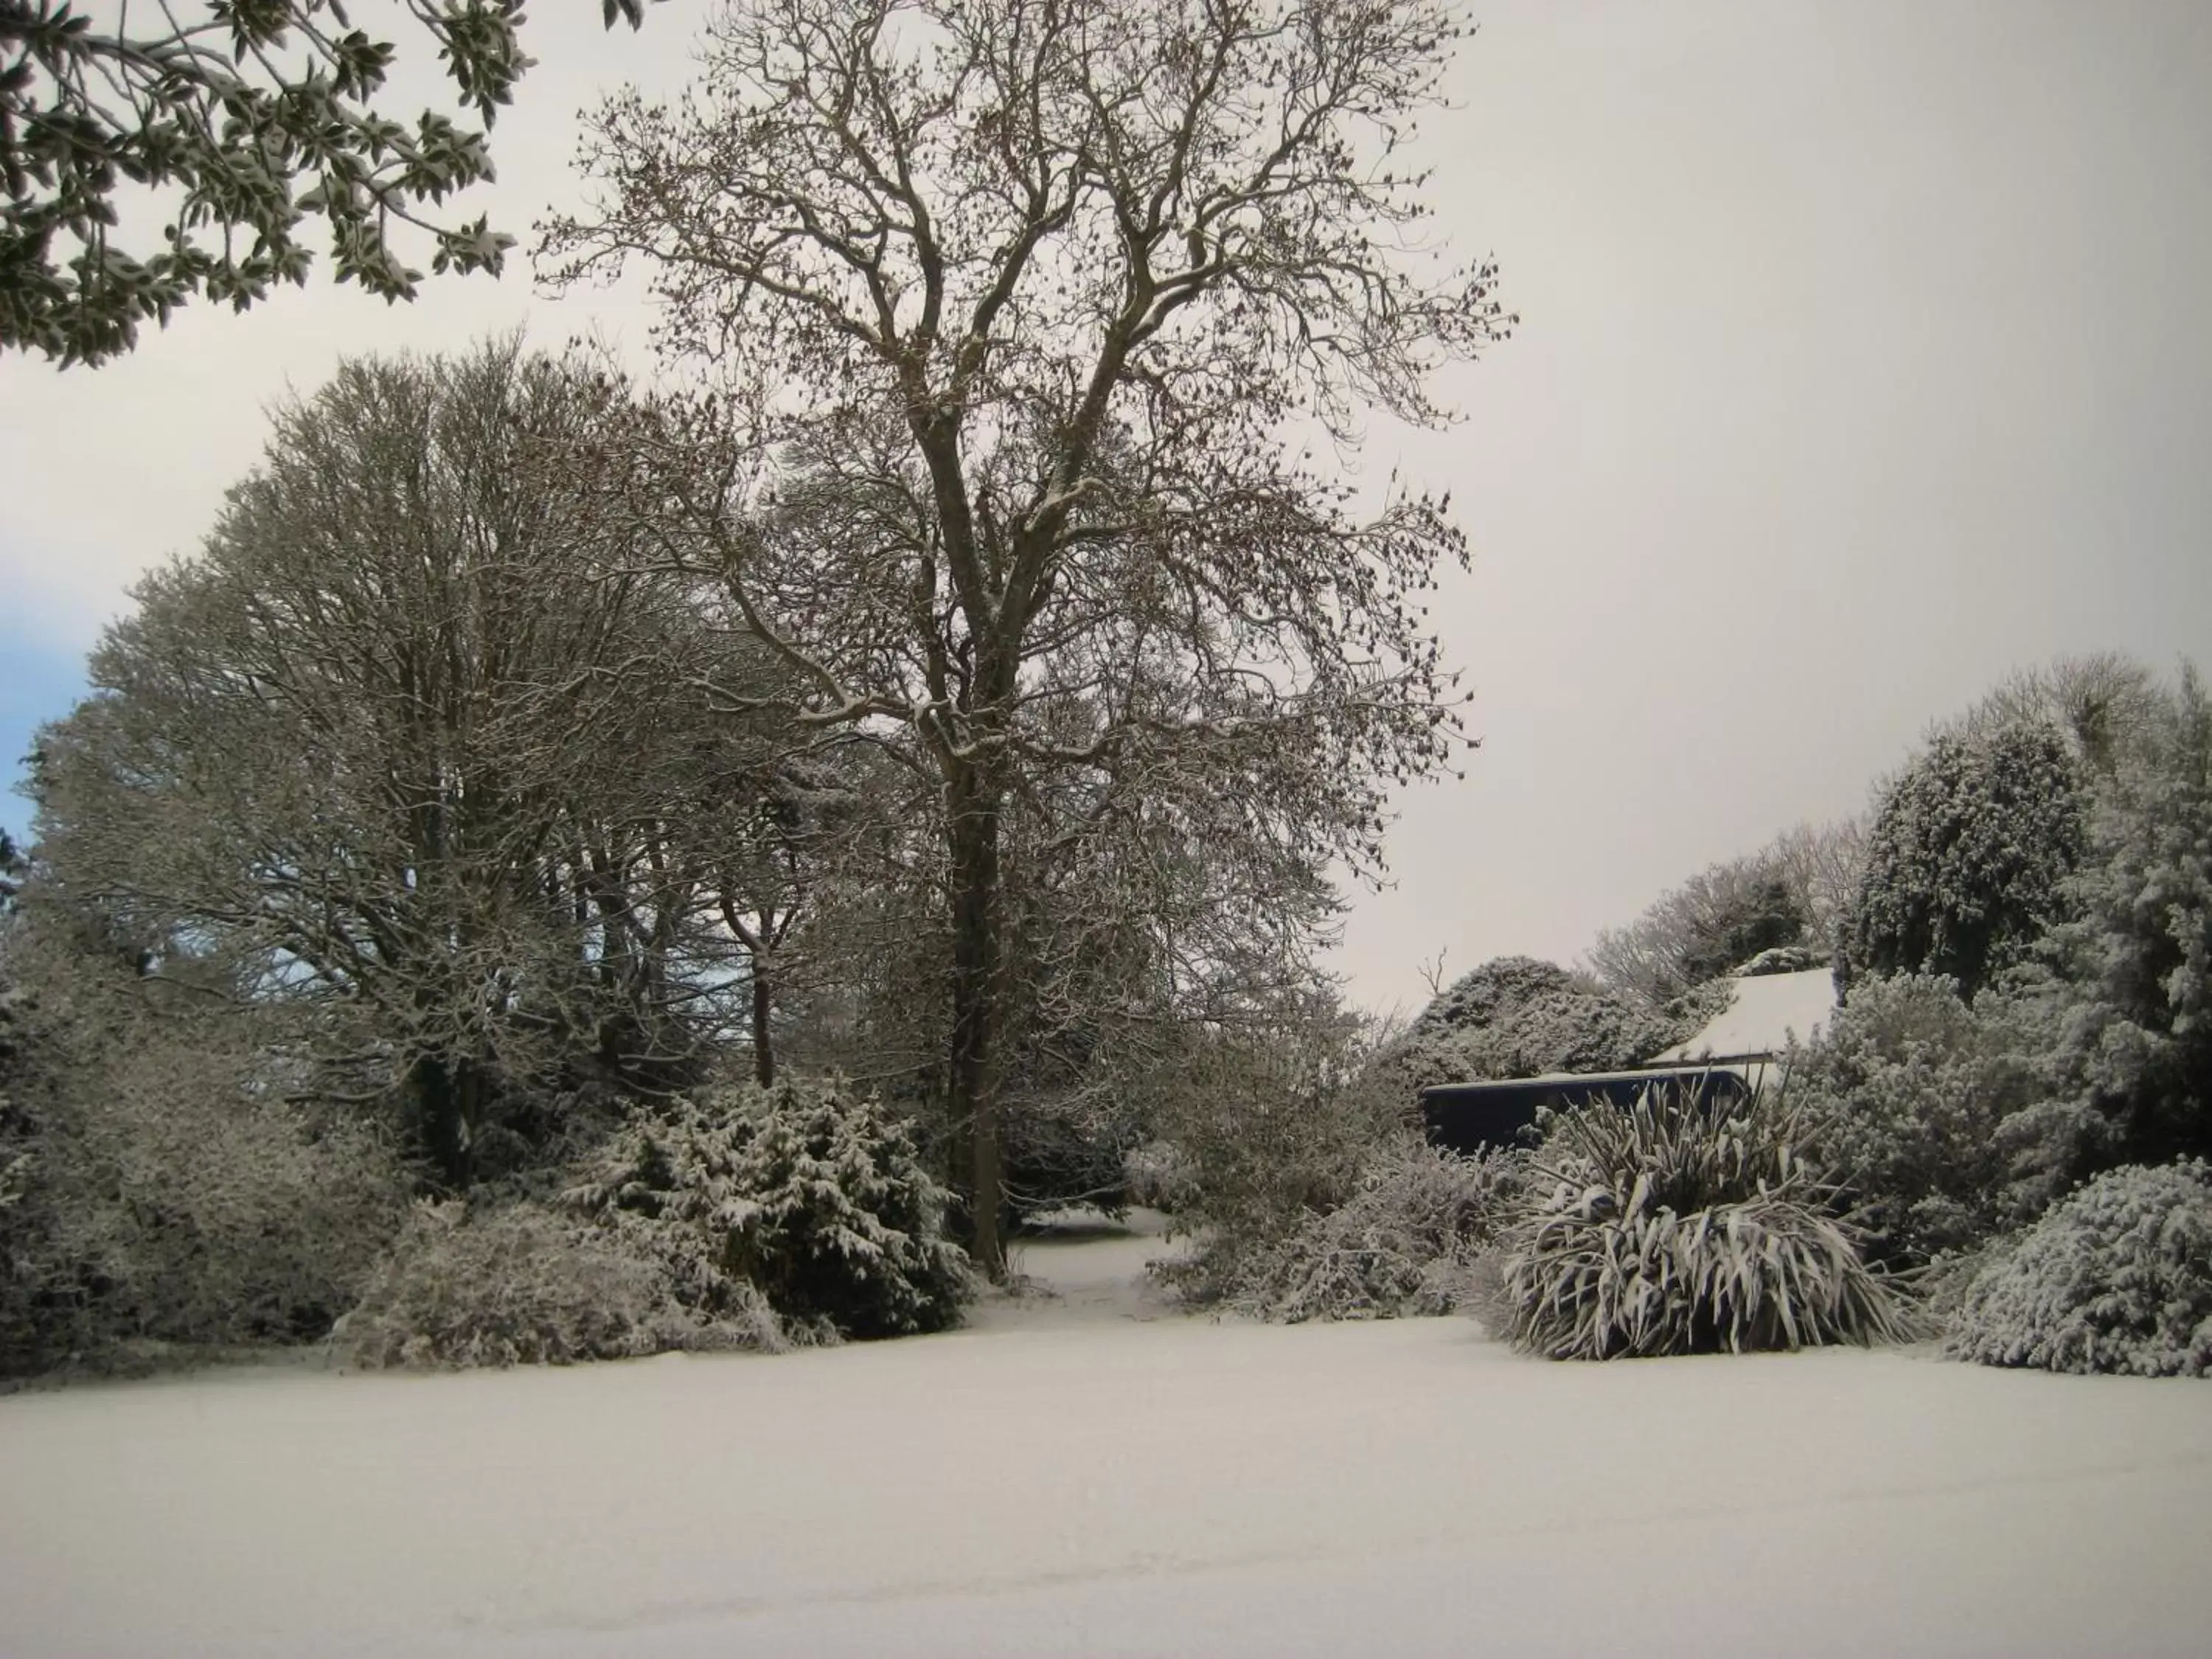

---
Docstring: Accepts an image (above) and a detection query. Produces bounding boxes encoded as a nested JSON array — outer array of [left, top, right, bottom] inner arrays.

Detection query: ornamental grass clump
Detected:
[[1495, 1081, 1920, 1360], [1949, 1161, 2212, 1377]]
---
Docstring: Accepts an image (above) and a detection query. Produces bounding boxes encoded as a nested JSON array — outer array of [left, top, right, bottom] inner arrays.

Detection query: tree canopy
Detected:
[[29, 339, 793, 1180]]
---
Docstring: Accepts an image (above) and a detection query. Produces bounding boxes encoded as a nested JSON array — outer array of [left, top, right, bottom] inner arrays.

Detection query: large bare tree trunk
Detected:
[[946, 761, 1007, 1280]]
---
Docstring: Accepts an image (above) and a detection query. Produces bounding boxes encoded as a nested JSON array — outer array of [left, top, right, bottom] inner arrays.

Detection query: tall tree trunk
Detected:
[[410, 1053, 481, 1188], [946, 760, 1007, 1280], [751, 963, 775, 1088]]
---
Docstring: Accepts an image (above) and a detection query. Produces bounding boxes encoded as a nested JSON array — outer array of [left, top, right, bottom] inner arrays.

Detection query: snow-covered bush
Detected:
[[1495, 1083, 1919, 1360], [1948, 1161, 2212, 1377], [568, 1080, 973, 1341], [337, 1200, 789, 1370], [1147, 1009, 1408, 1304], [1222, 1138, 1526, 1322], [1, 959, 412, 1374], [1370, 956, 1702, 1097], [1791, 974, 2017, 1259]]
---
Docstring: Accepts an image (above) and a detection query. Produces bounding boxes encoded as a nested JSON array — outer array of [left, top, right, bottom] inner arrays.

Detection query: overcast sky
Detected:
[[4, 0, 2208, 1016]]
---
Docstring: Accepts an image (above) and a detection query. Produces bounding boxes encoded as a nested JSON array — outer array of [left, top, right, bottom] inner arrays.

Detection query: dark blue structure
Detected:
[[1419, 1065, 1755, 1156]]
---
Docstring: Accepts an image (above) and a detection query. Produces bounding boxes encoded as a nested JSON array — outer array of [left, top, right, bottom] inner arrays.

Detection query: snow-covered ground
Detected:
[[4, 1211, 2209, 1658]]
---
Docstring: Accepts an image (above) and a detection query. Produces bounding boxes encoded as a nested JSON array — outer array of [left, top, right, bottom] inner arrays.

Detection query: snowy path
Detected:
[[4, 1213, 2211, 1658]]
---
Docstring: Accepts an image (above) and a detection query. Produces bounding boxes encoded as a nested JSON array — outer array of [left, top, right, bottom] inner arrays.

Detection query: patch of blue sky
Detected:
[[0, 619, 90, 844]]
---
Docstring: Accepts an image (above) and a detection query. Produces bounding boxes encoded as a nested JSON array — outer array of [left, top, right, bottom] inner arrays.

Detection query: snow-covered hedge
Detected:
[[1948, 1161, 2212, 1377], [568, 1080, 974, 1342], [1495, 1084, 1920, 1360], [337, 1200, 790, 1369], [1221, 1138, 1526, 1323]]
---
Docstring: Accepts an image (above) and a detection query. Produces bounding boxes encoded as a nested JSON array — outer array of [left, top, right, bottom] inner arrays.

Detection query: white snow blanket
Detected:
[[3, 1212, 2208, 1658], [1653, 966, 1838, 1062]]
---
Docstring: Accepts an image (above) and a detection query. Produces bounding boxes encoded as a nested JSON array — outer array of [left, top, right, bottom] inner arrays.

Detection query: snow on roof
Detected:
[[1652, 967, 1837, 1062], [1422, 1065, 1757, 1096]]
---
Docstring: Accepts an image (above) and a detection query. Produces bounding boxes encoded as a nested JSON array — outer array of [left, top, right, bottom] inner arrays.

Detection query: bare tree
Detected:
[[1585, 817, 1865, 1006], [1938, 653, 2165, 775], [543, 0, 1509, 1276]]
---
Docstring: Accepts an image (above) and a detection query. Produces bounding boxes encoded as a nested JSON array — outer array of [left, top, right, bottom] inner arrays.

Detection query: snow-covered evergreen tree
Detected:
[[2036, 665, 2212, 1164], [571, 1081, 974, 1342], [1838, 720, 2087, 999]]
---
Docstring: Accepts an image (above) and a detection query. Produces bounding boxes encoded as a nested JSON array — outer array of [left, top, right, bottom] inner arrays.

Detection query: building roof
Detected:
[[1650, 967, 1837, 1063]]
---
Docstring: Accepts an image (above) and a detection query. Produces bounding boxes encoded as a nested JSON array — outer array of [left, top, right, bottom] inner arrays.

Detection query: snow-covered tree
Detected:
[[1790, 973, 2056, 1260], [1937, 653, 2165, 777], [0, 902, 409, 1374], [2037, 664, 2212, 1164], [1837, 720, 2087, 1000], [0, 831, 22, 914], [542, 0, 1513, 1276], [30, 341, 787, 1182]]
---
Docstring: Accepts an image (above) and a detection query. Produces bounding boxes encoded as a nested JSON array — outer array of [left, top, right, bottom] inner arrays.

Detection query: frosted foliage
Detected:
[[1840, 722, 2086, 998], [1, 959, 409, 1373], [1223, 1139, 1526, 1323], [568, 1080, 975, 1341], [1496, 1085, 1920, 1360], [1373, 956, 1696, 1094], [1586, 846, 1822, 1006], [1792, 974, 2012, 1259], [2042, 667, 2212, 1158], [1950, 1161, 2212, 1378], [338, 1202, 790, 1371]]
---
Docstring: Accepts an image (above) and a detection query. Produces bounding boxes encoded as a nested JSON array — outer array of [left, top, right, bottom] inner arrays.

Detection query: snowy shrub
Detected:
[[1123, 1139, 1197, 1211], [1, 999, 412, 1374], [1370, 956, 1700, 1097], [567, 1079, 973, 1341], [1792, 974, 2013, 1259], [337, 1200, 788, 1370], [1495, 1084, 1920, 1360], [1736, 945, 1823, 978], [1147, 1009, 1408, 1305], [1948, 1161, 2212, 1377], [1223, 1138, 1526, 1323]]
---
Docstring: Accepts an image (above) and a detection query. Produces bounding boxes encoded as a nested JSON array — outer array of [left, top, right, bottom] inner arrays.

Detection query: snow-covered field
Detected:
[[4, 1212, 2209, 1658]]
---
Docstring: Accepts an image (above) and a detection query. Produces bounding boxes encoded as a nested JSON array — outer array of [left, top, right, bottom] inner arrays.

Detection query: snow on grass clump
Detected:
[[1496, 1084, 1921, 1360], [1949, 1160, 2212, 1377], [1222, 1138, 1526, 1323]]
